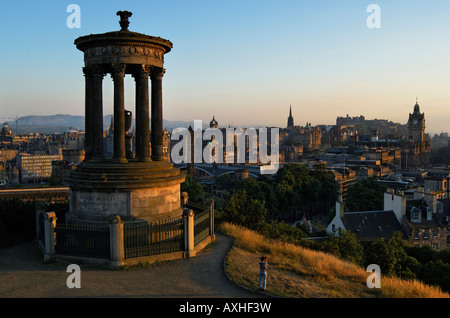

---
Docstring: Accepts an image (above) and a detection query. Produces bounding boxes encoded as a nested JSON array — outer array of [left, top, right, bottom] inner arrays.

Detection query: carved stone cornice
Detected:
[[82, 44, 165, 68], [85, 45, 165, 58], [75, 33, 172, 53]]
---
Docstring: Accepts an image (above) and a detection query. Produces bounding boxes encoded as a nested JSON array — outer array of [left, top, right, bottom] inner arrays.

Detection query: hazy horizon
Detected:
[[1, 1, 449, 135]]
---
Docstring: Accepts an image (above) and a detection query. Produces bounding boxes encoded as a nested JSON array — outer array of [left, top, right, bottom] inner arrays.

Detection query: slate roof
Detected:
[[342, 210, 407, 242], [404, 199, 449, 229]]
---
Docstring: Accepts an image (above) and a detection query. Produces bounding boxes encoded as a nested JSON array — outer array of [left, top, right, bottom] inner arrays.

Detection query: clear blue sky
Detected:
[[0, 0, 449, 134]]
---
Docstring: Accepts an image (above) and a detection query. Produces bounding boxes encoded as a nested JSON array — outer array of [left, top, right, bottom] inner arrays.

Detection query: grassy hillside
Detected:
[[219, 222, 450, 298]]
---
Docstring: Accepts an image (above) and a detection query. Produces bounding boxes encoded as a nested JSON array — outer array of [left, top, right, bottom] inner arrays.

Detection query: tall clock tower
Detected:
[[402, 99, 430, 170], [407, 99, 425, 143]]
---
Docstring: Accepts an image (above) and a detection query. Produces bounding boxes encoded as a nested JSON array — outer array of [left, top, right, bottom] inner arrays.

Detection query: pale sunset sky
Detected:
[[0, 1, 449, 134]]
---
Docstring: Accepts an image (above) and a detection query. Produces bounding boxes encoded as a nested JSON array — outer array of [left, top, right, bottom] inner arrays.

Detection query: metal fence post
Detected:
[[110, 215, 125, 269], [183, 208, 195, 258], [208, 199, 215, 241]]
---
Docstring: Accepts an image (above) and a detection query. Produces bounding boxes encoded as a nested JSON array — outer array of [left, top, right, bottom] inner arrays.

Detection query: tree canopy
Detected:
[[345, 177, 387, 212], [181, 175, 204, 203]]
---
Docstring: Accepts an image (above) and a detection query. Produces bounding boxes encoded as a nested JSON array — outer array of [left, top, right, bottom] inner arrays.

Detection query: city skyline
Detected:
[[0, 1, 449, 134]]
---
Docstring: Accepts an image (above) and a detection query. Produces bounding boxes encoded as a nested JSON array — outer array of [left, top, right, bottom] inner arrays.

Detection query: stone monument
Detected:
[[66, 11, 185, 224]]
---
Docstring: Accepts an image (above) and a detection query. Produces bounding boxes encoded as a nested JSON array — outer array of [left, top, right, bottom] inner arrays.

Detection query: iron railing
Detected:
[[55, 223, 110, 259], [123, 217, 184, 259], [194, 209, 210, 246]]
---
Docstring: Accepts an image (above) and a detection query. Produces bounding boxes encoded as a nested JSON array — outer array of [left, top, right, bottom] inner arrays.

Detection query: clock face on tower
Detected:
[[413, 119, 418, 125]]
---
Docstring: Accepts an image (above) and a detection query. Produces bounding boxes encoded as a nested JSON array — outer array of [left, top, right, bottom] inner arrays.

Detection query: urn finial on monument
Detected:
[[116, 10, 133, 31]]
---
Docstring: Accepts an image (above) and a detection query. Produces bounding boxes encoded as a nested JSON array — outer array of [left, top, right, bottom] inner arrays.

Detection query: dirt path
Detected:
[[0, 233, 262, 298]]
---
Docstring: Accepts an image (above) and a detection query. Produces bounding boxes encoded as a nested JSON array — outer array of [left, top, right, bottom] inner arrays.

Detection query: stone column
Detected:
[[135, 65, 152, 162], [82, 67, 93, 161], [91, 65, 105, 161], [133, 73, 141, 159], [150, 67, 165, 161], [111, 63, 127, 163]]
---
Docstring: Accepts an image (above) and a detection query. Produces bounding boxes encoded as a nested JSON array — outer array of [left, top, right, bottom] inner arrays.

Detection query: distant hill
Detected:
[[18, 114, 85, 127], [10, 114, 208, 134]]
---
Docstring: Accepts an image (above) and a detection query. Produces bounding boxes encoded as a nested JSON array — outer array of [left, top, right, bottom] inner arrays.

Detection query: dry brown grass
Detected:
[[220, 222, 450, 298]]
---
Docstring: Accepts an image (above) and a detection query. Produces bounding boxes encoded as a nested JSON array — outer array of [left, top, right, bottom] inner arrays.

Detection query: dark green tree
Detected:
[[181, 175, 204, 203], [274, 164, 337, 219], [437, 247, 450, 264], [363, 237, 398, 276], [48, 172, 58, 186], [363, 232, 412, 277], [235, 177, 278, 217], [404, 245, 437, 265], [222, 190, 268, 231], [265, 220, 308, 244], [418, 261, 450, 292], [345, 177, 387, 212], [321, 229, 363, 265], [215, 173, 235, 189]]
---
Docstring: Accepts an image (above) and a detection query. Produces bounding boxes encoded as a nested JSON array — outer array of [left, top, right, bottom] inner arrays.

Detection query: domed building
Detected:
[[0, 122, 13, 143]]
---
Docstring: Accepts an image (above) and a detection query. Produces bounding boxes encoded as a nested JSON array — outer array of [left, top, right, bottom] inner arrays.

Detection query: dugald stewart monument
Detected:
[[67, 11, 185, 224], [33, 11, 215, 268]]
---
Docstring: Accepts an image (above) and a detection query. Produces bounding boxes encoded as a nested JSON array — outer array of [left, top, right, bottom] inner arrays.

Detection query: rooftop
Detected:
[[341, 210, 406, 242]]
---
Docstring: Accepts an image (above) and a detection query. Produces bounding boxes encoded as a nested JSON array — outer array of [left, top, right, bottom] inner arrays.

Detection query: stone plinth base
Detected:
[[65, 160, 185, 224]]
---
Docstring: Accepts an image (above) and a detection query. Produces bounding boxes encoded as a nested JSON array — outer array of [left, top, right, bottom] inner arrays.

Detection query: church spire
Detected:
[[287, 105, 294, 128]]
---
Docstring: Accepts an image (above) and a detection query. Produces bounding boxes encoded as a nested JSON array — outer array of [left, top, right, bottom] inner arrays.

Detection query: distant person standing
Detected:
[[258, 256, 268, 291]]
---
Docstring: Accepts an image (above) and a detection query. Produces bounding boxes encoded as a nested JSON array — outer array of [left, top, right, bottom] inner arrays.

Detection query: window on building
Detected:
[[437, 201, 444, 214], [433, 243, 438, 250], [433, 229, 439, 238], [414, 229, 420, 240], [411, 207, 421, 223], [423, 230, 429, 240]]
